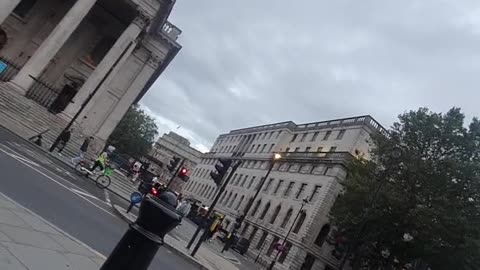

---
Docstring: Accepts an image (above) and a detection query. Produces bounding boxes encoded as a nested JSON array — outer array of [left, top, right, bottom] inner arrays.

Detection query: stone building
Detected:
[[149, 131, 203, 191], [182, 115, 387, 270], [0, 0, 181, 148]]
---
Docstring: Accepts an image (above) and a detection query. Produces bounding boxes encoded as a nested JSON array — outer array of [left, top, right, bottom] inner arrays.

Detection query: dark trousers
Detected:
[[56, 141, 67, 153], [90, 160, 104, 172]]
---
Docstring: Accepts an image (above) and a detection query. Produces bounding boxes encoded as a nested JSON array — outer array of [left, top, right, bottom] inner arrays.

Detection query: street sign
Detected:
[[130, 192, 143, 204], [274, 242, 288, 252], [0, 61, 6, 74]]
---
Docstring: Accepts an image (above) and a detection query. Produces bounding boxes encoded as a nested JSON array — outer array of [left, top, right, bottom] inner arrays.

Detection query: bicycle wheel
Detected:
[[95, 175, 111, 189]]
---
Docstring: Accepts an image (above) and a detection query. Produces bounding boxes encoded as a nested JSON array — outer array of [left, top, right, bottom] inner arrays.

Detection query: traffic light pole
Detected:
[[186, 161, 242, 256], [166, 159, 185, 188]]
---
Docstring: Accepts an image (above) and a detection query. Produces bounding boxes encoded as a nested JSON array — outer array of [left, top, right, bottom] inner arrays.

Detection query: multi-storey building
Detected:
[[149, 132, 202, 191], [183, 115, 387, 270]]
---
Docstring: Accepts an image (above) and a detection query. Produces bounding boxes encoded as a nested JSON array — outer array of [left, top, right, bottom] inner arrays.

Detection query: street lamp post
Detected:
[[221, 153, 282, 252], [241, 153, 282, 218], [267, 198, 309, 270]]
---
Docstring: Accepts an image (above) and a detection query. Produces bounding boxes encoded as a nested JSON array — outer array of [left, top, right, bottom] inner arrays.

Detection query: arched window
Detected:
[[280, 208, 293, 228], [259, 202, 271, 220], [235, 195, 244, 210], [228, 193, 238, 208], [220, 191, 227, 203], [251, 200, 262, 216], [292, 211, 306, 233], [314, 224, 331, 247], [224, 191, 233, 205], [270, 204, 281, 224]]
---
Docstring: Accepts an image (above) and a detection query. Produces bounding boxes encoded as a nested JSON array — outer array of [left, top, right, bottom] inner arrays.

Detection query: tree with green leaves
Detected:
[[330, 107, 480, 270], [107, 105, 158, 158]]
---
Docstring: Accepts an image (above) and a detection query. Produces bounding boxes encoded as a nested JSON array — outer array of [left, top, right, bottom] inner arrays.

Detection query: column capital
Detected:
[[133, 11, 151, 29]]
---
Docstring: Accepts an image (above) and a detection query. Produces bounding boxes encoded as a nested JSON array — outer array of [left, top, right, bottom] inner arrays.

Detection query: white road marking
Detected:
[[71, 188, 100, 200], [104, 189, 112, 206], [5, 142, 52, 165], [0, 146, 119, 219]]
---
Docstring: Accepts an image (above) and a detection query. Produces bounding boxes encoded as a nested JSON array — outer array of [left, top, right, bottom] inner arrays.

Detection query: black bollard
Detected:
[[100, 192, 181, 270]]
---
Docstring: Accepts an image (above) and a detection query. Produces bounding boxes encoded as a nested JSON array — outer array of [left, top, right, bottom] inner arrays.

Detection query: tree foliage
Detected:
[[330, 108, 480, 270], [107, 105, 158, 158]]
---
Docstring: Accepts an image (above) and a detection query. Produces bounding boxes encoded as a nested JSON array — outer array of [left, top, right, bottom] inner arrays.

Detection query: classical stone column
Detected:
[[10, 0, 97, 92], [95, 53, 159, 141], [62, 13, 149, 119], [0, 0, 21, 25]]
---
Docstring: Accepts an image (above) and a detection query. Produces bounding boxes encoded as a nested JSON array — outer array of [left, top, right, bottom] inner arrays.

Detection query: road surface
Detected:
[[0, 126, 197, 270]]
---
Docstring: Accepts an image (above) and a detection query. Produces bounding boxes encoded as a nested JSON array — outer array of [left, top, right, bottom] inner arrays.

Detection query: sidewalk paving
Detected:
[[0, 191, 105, 269], [113, 204, 242, 270]]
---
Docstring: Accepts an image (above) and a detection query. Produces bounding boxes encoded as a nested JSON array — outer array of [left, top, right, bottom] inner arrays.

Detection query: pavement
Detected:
[[0, 126, 198, 270], [0, 191, 105, 269]]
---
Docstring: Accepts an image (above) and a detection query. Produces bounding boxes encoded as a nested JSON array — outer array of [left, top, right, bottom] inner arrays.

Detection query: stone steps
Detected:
[[0, 83, 135, 200]]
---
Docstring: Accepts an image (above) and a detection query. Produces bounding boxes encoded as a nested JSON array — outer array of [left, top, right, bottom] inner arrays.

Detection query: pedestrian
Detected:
[[71, 136, 94, 165], [54, 128, 72, 155], [130, 161, 141, 183], [176, 197, 191, 219]]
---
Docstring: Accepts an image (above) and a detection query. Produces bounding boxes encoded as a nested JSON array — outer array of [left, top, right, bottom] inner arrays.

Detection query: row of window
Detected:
[[285, 146, 337, 153], [184, 181, 309, 226], [242, 225, 292, 264], [212, 143, 339, 156], [239, 222, 331, 266], [194, 160, 335, 182], [215, 142, 276, 154], [188, 168, 326, 202], [214, 130, 283, 147], [290, 129, 346, 143], [263, 179, 323, 201]]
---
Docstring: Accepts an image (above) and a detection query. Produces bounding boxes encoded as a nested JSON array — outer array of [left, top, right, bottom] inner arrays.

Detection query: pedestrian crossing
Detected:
[[0, 140, 136, 202]]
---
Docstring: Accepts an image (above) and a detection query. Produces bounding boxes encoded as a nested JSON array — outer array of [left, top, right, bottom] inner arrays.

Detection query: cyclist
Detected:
[[89, 146, 113, 173]]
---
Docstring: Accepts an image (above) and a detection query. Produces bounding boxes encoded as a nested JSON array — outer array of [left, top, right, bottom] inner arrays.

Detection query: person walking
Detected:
[[71, 136, 94, 165], [54, 128, 72, 154], [176, 197, 192, 219]]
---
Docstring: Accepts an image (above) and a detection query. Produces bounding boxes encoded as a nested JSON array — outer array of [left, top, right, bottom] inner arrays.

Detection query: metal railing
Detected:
[[25, 75, 62, 109], [0, 56, 21, 82]]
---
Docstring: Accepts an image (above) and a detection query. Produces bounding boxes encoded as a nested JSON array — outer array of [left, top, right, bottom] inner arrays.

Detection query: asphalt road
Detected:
[[0, 126, 197, 270]]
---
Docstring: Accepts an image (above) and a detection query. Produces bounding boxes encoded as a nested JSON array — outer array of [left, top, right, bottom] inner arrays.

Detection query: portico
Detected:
[[0, 0, 181, 150]]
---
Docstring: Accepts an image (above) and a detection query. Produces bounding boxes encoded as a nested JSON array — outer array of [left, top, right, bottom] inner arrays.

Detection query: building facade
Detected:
[[183, 115, 387, 270], [0, 0, 181, 146], [149, 132, 203, 191]]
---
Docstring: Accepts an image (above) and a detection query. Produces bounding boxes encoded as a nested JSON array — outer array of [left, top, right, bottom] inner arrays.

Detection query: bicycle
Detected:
[[74, 160, 112, 189]]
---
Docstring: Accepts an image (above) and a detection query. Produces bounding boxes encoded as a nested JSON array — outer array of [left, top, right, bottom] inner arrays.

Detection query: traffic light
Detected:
[[178, 167, 189, 181], [167, 157, 181, 173], [234, 214, 244, 229], [210, 158, 232, 186]]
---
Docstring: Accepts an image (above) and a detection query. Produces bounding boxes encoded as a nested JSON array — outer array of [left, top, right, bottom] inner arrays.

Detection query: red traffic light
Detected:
[[178, 167, 188, 177]]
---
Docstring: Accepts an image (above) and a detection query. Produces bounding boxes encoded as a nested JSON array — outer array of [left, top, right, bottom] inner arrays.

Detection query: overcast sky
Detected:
[[140, 0, 480, 153]]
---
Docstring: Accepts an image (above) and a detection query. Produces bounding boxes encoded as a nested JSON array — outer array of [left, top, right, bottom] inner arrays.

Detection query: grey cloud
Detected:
[[141, 0, 480, 151]]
